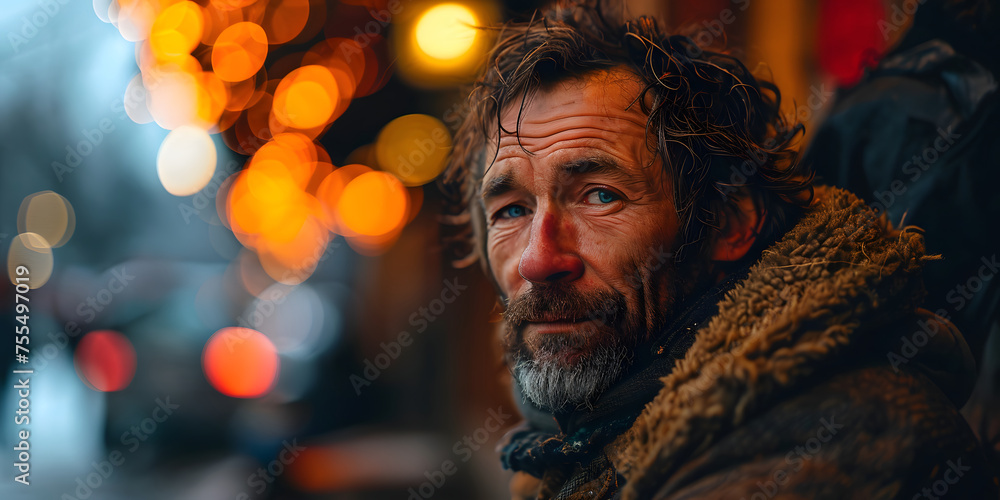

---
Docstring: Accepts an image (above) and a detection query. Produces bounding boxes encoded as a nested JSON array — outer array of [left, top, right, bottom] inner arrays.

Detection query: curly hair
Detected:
[[441, 0, 813, 269]]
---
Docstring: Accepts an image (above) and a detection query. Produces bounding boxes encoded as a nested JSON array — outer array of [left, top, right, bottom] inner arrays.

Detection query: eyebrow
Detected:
[[480, 172, 522, 202], [480, 156, 635, 202], [561, 156, 633, 181]]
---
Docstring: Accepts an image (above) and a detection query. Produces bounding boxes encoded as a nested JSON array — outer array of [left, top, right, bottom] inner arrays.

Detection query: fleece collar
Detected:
[[615, 186, 976, 499]]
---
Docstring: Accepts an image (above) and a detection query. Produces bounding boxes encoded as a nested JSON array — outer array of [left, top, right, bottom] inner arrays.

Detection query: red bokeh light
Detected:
[[74, 330, 138, 392]]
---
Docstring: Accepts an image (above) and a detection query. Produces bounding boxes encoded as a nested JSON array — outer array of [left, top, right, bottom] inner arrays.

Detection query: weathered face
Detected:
[[480, 69, 692, 412]]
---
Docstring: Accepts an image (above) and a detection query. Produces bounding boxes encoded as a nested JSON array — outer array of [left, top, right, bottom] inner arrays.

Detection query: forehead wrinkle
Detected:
[[500, 111, 650, 140], [495, 124, 649, 158]]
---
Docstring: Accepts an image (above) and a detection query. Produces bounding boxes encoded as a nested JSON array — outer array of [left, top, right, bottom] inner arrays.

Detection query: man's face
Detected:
[[480, 69, 691, 412]]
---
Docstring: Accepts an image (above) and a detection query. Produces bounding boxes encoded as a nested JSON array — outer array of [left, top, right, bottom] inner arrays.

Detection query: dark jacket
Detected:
[[502, 186, 998, 499], [803, 39, 1000, 357]]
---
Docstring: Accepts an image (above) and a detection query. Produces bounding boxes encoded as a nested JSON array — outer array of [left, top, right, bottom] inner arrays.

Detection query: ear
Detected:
[[710, 192, 766, 262]]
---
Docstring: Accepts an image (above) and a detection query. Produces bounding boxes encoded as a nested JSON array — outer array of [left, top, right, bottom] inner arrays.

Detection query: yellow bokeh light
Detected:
[[414, 3, 478, 60], [157, 125, 218, 196], [149, 1, 204, 61], [337, 171, 408, 236], [7, 233, 53, 289], [18, 191, 76, 248], [375, 114, 453, 186]]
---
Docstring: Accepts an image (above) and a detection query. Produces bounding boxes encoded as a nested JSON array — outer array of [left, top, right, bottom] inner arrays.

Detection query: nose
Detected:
[[518, 209, 584, 284]]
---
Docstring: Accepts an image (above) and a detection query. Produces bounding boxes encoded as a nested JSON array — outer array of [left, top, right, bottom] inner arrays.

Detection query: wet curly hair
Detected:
[[441, 0, 813, 270]]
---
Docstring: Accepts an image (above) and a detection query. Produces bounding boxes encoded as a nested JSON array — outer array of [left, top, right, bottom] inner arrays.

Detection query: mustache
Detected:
[[502, 284, 627, 330]]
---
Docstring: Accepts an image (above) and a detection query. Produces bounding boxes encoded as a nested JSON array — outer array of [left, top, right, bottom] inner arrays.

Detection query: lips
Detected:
[[523, 316, 603, 337]]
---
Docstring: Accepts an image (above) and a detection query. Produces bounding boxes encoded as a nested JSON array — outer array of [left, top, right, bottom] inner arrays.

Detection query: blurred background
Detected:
[[0, 0, 925, 498]]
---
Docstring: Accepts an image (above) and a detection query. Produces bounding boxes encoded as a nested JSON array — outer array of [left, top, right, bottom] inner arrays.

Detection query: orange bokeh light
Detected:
[[213, 22, 268, 82], [251, 0, 311, 45], [273, 65, 339, 129], [202, 327, 279, 398], [337, 171, 409, 236], [223, 73, 259, 111], [316, 163, 372, 232], [74, 330, 137, 392], [257, 213, 329, 284], [201, 2, 245, 45]]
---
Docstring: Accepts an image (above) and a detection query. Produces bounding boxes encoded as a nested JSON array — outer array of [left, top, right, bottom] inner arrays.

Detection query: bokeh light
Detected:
[[145, 64, 229, 130], [100, 0, 431, 272], [375, 114, 452, 186], [7, 233, 53, 289], [149, 1, 204, 61], [316, 163, 372, 232], [213, 22, 268, 82], [202, 327, 279, 398], [94, 0, 114, 23], [256, 0, 311, 45], [18, 191, 76, 248], [250, 283, 333, 358], [394, 1, 492, 86], [116, 0, 158, 42], [337, 171, 408, 236], [74, 330, 137, 392], [157, 125, 218, 196], [414, 3, 478, 60], [124, 74, 154, 124], [273, 65, 339, 129]]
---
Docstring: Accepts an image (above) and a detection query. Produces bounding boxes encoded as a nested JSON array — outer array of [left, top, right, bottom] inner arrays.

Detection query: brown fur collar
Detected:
[[612, 186, 976, 499]]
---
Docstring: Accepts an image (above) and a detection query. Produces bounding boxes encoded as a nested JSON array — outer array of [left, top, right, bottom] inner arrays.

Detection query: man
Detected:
[[442, 1, 998, 498]]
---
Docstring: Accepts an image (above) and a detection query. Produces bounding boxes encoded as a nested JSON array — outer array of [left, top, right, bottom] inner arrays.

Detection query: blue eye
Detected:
[[587, 189, 620, 204], [499, 205, 527, 219]]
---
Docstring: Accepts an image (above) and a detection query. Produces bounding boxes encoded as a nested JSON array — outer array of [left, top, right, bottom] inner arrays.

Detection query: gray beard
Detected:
[[511, 339, 632, 413], [502, 242, 701, 414]]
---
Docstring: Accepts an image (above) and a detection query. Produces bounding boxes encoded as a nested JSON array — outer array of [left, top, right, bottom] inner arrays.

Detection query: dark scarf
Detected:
[[499, 266, 750, 479]]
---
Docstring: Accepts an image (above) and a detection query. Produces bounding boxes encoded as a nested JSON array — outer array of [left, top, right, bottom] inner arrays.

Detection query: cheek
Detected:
[[487, 229, 526, 292], [577, 215, 676, 287]]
